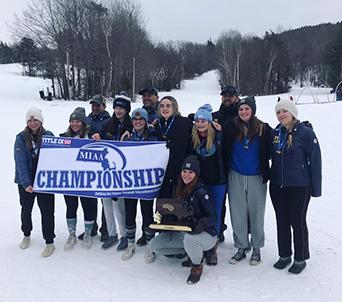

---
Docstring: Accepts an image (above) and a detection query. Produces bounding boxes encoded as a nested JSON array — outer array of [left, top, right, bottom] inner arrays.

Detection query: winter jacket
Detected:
[[183, 182, 218, 236], [86, 110, 111, 135], [14, 129, 54, 189], [143, 101, 160, 124], [223, 118, 271, 183], [155, 115, 193, 184], [190, 130, 226, 185], [212, 103, 238, 126], [269, 121, 322, 197], [126, 125, 158, 142], [101, 118, 132, 141]]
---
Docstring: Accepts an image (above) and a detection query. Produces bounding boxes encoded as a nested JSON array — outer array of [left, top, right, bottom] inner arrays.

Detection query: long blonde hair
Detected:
[[192, 123, 215, 152], [286, 118, 297, 148]]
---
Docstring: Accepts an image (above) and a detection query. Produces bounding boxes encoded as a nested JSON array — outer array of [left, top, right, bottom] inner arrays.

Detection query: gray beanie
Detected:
[[181, 155, 200, 176], [275, 99, 298, 118], [69, 107, 87, 125], [26, 107, 44, 124]]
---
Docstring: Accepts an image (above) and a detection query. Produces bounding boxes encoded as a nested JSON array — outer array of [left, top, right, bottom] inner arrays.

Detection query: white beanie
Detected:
[[275, 99, 298, 119], [26, 107, 44, 124]]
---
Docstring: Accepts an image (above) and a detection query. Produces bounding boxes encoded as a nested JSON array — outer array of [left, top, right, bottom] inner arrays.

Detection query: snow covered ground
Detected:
[[1, 64, 341, 302]]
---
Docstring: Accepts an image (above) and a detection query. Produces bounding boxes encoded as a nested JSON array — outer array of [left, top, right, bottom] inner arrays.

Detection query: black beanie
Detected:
[[237, 96, 257, 114], [113, 91, 131, 113], [69, 107, 87, 125], [181, 155, 200, 176]]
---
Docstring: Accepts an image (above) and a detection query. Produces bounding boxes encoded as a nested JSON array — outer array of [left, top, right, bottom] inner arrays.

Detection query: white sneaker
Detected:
[[122, 242, 135, 261], [82, 233, 93, 250], [144, 248, 155, 263], [19, 236, 31, 249], [42, 244, 55, 257], [64, 235, 77, 251]]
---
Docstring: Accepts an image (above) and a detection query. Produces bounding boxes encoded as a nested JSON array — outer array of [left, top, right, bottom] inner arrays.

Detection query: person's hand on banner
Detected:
[[92, 133, 101, 141], [25, 186, 34, 193]]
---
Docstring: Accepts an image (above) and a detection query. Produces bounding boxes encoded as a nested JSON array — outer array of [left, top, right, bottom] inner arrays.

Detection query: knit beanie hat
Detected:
[[131, 108, 148, 122], [26, 107, 44, 124], [90, 94, 106, 105], [237, 96, 257, 114], [113, 91, 131, 113], [275, 99, 298, 118], [69, 107, 87, 125], [181, 155, 200, 176], [194, 104, 213, 123]]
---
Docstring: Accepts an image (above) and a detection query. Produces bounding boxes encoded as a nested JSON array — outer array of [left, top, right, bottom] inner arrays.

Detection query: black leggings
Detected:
[[64, 195, 97, 221]]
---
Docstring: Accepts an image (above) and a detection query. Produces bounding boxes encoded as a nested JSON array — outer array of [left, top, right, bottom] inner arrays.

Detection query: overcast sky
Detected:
[[1, 0, 341, 44]]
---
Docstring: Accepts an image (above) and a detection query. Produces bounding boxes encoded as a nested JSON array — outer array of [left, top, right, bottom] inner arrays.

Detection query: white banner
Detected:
[[33, 136, 169, 199]]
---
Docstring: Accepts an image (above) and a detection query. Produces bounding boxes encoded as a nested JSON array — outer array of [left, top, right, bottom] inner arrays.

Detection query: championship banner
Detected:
[[33, 136, 169, 199]]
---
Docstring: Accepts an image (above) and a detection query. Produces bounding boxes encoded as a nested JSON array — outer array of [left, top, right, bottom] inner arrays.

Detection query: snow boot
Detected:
[[288, 260, 306, 274], [273, 257, 292, 270], [187, 263, 203, 284]]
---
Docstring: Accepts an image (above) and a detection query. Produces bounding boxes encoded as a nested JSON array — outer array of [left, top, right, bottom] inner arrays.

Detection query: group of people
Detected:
[[14, 84, 322, 284]]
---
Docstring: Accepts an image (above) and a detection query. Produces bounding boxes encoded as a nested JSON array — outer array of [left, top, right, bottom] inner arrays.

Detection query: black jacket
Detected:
[[184, 182, 218, 236], [190, 130, 226, 185], [155, 115, 193, 185], [269, 121, 322, 197], [212, 103, 238, 125], [223, 118, 271, 183]]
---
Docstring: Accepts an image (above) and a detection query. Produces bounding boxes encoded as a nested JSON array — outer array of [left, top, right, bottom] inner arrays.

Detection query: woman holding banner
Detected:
[[92, 92, 132, 253], [60, 107, 97, 251], [14, 107, 56, 257], [121, 108, 158, 262], [154, 96, 193, 198]]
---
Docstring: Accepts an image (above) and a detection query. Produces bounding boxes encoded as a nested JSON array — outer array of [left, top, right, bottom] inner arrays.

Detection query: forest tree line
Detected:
[[0, 0, 341, 100]]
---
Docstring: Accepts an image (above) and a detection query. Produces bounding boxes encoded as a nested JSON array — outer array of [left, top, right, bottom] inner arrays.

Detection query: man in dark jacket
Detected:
[[86, 94, 111, 135], [79, 94, 111, 242], [139, 85, 160, 124], [212, 86, 240, 125]]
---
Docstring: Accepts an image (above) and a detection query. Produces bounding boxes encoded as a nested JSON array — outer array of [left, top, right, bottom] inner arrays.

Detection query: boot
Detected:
[[187, 263, 203, 284], [206, 239, 219, 266], [82, 221, 94, 250]]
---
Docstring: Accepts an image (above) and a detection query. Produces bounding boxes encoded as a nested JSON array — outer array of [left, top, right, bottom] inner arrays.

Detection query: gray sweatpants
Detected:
[[149, 231, 217, 265], [228, 169, 267, 249], [102, 198, 126, 238]]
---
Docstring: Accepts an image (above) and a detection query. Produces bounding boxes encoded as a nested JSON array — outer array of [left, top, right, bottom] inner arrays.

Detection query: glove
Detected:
[[190, 218, 208, 234]]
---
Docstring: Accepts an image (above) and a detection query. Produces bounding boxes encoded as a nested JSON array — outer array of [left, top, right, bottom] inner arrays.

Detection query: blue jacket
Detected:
[[183, 182, 218, 236], [126, 126, 158, 142], [269, 121, 322, 197], [14, 129, 54, 189], [86, 110, 111, 135]]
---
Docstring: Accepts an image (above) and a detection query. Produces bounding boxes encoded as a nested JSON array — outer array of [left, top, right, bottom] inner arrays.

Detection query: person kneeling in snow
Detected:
[[148, 155, 218, 284]]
